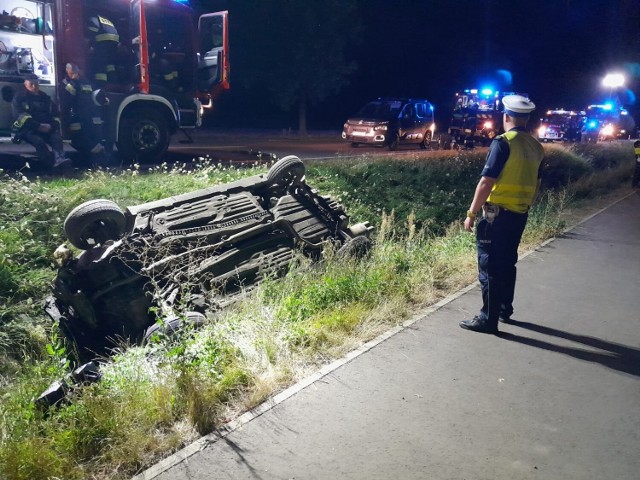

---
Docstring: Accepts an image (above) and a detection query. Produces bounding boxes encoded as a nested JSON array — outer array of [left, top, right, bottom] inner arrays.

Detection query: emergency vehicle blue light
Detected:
[[588, 120, 597, 128], [173, 0, 190, 4], [603, 103, 613, 110], [481, 88, 493, 96]]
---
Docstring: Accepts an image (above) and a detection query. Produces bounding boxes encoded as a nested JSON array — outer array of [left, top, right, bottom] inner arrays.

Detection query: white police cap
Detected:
[[502, 95, 535, 117]]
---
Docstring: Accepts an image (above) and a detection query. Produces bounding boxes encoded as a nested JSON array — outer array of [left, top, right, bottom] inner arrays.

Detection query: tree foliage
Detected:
[[229, 0, 362, 133]]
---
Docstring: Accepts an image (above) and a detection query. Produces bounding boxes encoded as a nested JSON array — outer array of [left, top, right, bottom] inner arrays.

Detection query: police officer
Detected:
[[460, 94, 544, 334], [86, 15, 119, 87], [61, 63, 105, 162], [11, 73, 71, 168], [632, 140, 640, 189]]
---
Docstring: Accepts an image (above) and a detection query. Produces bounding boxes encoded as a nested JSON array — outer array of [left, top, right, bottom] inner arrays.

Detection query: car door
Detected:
[[398, 103, 420, 142], [415, 102, 435, 141]]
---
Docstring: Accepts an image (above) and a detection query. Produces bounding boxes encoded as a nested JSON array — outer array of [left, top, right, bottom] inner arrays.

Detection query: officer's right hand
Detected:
[[464, 216, 475, 232]]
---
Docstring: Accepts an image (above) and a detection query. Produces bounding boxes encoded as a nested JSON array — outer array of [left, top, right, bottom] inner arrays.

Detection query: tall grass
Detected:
[[0, 141, 636, 479]]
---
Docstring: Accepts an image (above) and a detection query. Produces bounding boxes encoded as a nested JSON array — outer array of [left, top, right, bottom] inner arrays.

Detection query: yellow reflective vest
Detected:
[[486, 130, 544, 213]]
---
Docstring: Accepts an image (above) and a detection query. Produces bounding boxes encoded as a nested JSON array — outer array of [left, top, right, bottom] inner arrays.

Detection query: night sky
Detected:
[[196, 0, 640, 130]]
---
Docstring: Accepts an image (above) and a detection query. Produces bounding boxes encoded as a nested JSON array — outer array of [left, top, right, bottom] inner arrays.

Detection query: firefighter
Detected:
[[150, 49, 180, 92], [632, 139, 640, 189], [61, 63, 106, 163], [11, 73, 71, 168], [86, 15, 120, 87]]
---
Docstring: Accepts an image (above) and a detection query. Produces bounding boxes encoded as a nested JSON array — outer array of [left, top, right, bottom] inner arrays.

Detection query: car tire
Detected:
[[267, 155, 306, 187], [388, 133, 399, 151], [336, 235, 372, 260], [64, 199, 126, 250], [143, 311, 206, 343], [420, 130, 432, 149]]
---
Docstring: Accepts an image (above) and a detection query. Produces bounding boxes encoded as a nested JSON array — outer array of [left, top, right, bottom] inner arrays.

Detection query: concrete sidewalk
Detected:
[[137, 192, 640, 480]]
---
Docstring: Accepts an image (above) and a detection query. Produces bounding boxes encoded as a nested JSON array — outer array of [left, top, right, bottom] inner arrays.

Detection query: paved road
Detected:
[[136, 192, 640, 480], [1, 130, 453, 172]]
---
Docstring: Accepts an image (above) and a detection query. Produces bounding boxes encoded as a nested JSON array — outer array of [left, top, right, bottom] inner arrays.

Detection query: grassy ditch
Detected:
[[0, 141, 636, 479]]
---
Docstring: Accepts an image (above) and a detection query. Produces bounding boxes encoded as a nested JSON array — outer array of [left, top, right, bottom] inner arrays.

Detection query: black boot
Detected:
[[459, 316, 498, 334]]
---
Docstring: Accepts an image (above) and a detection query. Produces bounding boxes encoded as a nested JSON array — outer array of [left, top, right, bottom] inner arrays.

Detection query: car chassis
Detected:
[[45, 156, 373, 362]]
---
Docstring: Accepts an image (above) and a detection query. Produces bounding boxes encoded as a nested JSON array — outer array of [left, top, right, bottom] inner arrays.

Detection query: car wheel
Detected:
[[144, 311, 207, 343], [267, 155, 306, 187], [117, 108, 170, 163], [64, 199, 126, 250], [420, 130, 433, 149], [388, 133, 399, 151], [336, 235, 372, 260]]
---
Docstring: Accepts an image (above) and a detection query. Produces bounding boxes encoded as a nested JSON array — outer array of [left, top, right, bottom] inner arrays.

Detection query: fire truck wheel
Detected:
[[420, 130, 433, 149], [267, 155, 305, 187], [117, 109, 170, 162], [388, 133, 399, 151], [64, 199, 126, 250]]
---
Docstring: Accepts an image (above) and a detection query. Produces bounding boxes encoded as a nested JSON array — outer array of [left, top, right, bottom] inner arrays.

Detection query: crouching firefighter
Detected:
[[61, 63, 107, 164], [11, 73, 71, 169]]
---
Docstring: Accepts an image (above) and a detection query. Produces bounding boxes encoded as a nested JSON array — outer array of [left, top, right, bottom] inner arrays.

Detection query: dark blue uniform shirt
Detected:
[[481, 127, 543, 179]]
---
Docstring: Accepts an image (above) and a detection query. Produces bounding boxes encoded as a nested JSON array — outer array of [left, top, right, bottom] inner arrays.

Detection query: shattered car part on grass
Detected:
[[45, 156, 373, 362]]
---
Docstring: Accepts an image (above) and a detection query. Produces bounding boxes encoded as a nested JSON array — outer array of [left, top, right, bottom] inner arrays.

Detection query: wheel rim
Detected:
[[132, 122, 161, 151]]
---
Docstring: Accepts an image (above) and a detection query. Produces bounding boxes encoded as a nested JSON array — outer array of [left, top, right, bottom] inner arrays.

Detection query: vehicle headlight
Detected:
[[601, 124, 614, 136], [374, 125, 388, 131], [343, 123, 349, 129], [538, 126, 547, 136], [483, 121, 493, 130]]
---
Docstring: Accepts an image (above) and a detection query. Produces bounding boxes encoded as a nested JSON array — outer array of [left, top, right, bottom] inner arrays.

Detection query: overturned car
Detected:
[[45, 156, 373, 361]]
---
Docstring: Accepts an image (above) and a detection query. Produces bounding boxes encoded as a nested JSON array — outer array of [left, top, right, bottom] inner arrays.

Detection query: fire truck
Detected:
[[447, 88, 527, 148], [0, 0, 229, 161], [537, 109, 585, 143], [580, 104, 637, 142]]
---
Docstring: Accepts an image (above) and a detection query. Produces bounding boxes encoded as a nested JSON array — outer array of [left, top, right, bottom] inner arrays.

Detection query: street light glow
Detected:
[[602, 73, 625, 88]]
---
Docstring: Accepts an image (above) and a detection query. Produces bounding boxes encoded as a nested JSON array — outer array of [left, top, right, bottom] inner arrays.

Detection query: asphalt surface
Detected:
[[0, 129, 453, 171], [133, 191, 640, 480]]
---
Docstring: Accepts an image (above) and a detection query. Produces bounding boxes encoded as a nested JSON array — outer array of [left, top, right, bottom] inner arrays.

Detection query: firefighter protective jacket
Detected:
[[61, 76, 102, 133], [11, 89, 61, 136]]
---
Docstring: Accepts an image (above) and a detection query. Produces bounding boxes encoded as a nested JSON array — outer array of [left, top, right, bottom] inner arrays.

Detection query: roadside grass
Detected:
[[0, 141, 636, 479]]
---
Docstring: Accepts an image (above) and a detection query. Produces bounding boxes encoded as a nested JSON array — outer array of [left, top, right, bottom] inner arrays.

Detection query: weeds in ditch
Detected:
[[0, 141, 635, 479]]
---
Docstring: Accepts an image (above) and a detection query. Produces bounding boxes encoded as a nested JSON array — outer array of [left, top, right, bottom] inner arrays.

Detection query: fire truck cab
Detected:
[[537, 109, 585, 143], [581, 104, 636, 143], [447, 88, 527, 148], [0, 0, 229, 162]]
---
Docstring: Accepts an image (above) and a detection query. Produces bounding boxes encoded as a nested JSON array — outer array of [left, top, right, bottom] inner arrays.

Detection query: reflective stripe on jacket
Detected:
[[88, 15, 119, 44], [486, 130, 544, 213]]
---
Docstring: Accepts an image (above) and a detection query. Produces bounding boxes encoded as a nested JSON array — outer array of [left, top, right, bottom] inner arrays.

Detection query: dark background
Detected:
[[191, 0, 640, 131]]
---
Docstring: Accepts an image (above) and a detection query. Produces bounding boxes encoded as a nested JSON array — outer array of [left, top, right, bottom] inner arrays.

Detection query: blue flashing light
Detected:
[[173, 0, 190, 4], [588, 120, 597, 128], [603, 103, 613, 110], [481, 88, 493, 96]]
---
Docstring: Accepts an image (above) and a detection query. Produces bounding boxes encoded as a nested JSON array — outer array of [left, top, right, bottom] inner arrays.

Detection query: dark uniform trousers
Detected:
[[20, 130, 64, 166], [476, 206, 528, 326]]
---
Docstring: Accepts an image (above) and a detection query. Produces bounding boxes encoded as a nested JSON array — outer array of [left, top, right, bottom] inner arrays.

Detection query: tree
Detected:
[[230, 0, 362, 134]]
